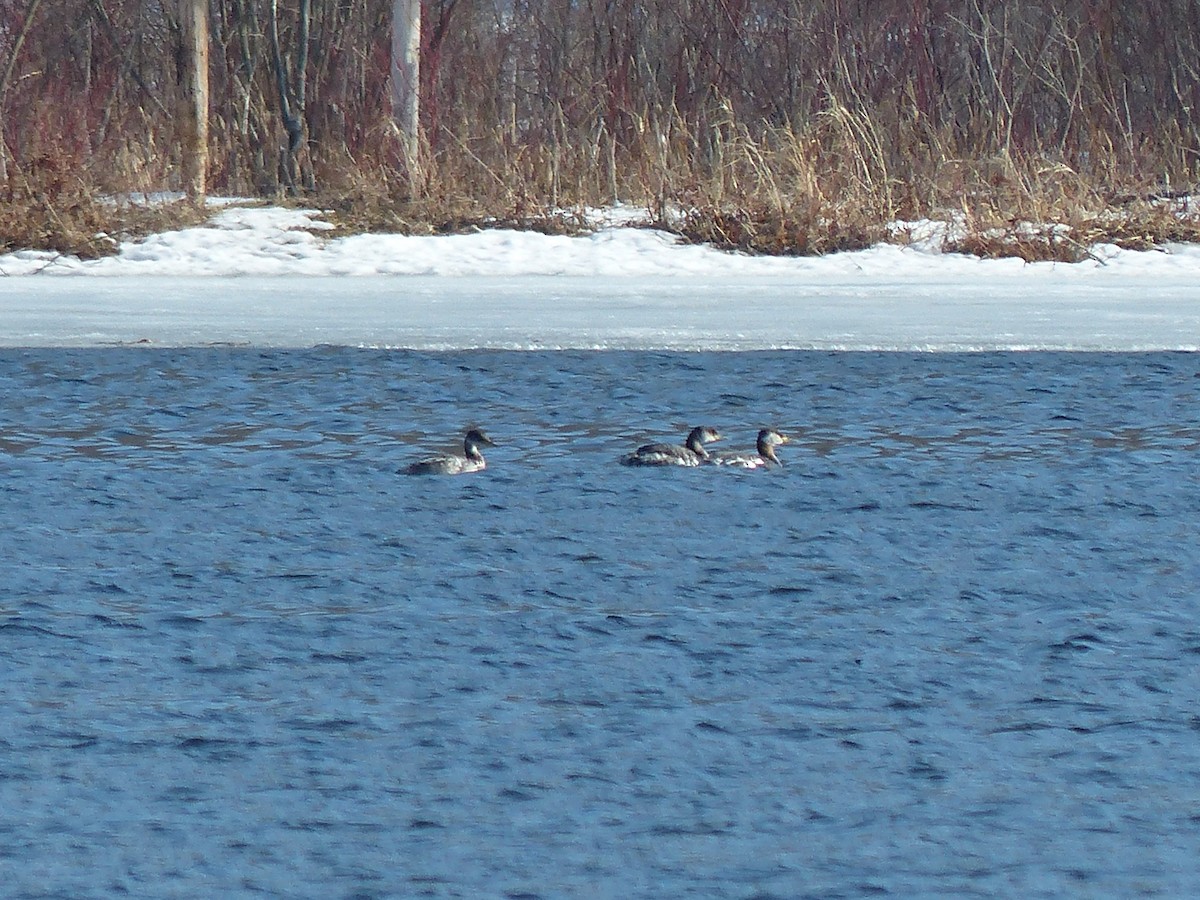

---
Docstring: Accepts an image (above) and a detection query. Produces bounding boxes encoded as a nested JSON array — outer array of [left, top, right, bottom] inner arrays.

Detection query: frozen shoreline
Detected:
[[1, 206, 1198, 350], [1, 274, 1196, 351]]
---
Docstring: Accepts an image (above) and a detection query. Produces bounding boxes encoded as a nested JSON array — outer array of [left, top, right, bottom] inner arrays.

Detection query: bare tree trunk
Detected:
[[268, 0, 311, 192], [391, 0, 420, 177], [177, 0, 209, 204], [0, 0, 45, 182]]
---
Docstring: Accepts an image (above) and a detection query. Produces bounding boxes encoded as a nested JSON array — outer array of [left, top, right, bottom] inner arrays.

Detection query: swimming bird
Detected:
[[405, 428, 495, 475], [711, 429, 791, 468], [622, 425, 722, 467]]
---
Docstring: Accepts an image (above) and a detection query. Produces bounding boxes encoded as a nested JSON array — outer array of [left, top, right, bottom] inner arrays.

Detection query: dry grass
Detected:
[[2, 110, 1197, 264], [0, 152, 208, 259], [6, 0, 1200, 266], [938, 191, 1200, 263], [674, 202, 883, 256], [316, 172, 595, 240]]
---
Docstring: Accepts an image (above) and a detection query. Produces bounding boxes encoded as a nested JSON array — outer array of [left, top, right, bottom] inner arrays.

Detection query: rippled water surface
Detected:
[[4, 349, 1200, 898]]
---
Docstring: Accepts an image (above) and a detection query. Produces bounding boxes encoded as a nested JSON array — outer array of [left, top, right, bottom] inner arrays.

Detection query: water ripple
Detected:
[[2, 349, 1200, 897]]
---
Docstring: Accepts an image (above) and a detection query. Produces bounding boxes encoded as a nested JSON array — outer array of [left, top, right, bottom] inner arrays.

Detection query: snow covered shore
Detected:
[[0, 205, 1197, 350]]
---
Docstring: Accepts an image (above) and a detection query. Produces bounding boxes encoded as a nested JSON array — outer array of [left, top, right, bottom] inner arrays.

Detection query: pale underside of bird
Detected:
[[710, 429, 791, 468], [622, 426, 723, 467], [405, 428, 495, 475]]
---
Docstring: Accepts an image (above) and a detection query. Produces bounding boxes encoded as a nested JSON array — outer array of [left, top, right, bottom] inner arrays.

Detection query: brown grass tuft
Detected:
[[0, 150, 208, 259], [676, 202, 882, 256]]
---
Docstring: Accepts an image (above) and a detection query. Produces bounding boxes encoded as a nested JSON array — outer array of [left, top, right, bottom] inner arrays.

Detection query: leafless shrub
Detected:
[[0, 1, 1198, 260], [0, 147, 207, 258]]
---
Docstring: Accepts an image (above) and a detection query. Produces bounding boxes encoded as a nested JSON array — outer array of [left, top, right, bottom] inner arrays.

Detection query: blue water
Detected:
[[3, 349, 1200, 898]]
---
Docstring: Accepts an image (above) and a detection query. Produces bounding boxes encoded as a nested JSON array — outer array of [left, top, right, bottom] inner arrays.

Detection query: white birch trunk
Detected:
[[390, 0, 421, 172], [178, 0, 209, 203]]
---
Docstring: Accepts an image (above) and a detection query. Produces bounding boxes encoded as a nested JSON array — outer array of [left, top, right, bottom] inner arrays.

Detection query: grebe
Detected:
[[405, 428, 495, 475], [622, 426, 722, 467], [711, 429, 790, 468]]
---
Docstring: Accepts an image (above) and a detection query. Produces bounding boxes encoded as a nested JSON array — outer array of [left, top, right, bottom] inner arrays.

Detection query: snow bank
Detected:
[[2, 204, 1198, 281], [0, 204, 1198, 351]]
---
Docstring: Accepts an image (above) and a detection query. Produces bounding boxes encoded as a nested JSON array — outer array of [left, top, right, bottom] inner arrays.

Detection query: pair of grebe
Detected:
[[621, 426, 790, 469], [405, 426, 789, 475]]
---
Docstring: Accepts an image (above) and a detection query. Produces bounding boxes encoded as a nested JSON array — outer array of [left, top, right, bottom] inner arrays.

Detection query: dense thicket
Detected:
[[2, 1, 1198, 256]]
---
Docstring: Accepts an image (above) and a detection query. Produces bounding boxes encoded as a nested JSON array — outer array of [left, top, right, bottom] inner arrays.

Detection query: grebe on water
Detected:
[[711, 429, 790, 468], [622, 426, 722, 467], [405, 429, 495, 475]]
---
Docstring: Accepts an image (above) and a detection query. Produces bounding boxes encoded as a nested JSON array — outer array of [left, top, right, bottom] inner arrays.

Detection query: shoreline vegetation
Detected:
[[2, 2, 1199, 263]]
